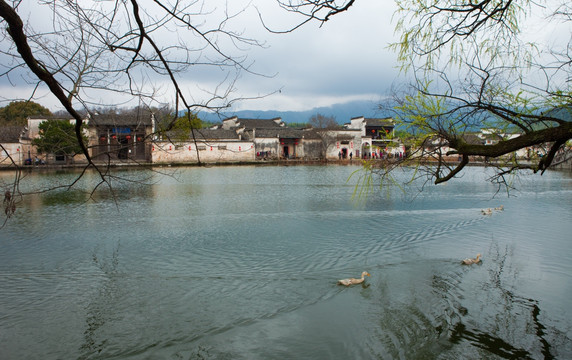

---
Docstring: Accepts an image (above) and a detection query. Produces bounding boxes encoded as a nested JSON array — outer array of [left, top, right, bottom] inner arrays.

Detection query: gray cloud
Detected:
[[1, 0, 400, 113]]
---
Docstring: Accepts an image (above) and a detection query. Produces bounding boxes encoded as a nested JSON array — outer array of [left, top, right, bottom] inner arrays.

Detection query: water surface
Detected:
[[0, 165, 571, 359]]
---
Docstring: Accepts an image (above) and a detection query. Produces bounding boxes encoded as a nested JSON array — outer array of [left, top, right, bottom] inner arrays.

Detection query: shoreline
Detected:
[[1, 157, 570, 172]]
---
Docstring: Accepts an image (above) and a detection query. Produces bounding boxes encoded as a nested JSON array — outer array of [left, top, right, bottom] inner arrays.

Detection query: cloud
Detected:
[[233, 93, 383, 112], [1, 0, 400, 113], [204, 0, 401, 113]]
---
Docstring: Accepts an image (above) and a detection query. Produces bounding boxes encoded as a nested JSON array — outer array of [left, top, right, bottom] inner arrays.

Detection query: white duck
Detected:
[[481, 208, 493, 215], [461, 253, 482, 265], [338, 271, 371, 286]]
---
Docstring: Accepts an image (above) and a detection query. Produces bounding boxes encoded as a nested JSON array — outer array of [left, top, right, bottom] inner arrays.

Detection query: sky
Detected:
[[0, 0, 400, 115], [227, 0, 400, 112], [0, 0, 567, 117]]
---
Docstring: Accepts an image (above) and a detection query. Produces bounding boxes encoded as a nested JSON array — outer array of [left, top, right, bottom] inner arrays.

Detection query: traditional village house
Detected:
[[418, 134, 480, 162], [25, 117, 87, 164], [151, 127, 255, 164], [217, 116, 323, 160], [152, 116, 325, 163], [478, 128, 532, 159], [320, 125, 361, 160], [338, 116, 403, 160], [7, 115, 153, 165], [0, 126, 27, 166], [418, 130, 531, 163], [217, 117, 283, 159], [88, 113, 153, 162], [9, 110, 566, 167]]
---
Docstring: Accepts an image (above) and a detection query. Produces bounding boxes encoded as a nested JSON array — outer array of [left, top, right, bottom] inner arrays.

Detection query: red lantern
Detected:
[[112, 135, 117, 139], [100, 136, 106, 142], [126, 135, 131, 140], [137, 137, 142, 141]]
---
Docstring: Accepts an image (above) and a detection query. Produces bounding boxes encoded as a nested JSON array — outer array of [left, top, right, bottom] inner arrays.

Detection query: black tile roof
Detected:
[[365, 118, 394, 127], [463, 133, 484, 145], [251, 127, 308, 139], [235, 118, 284, 129], [192, 129, 240, 140], [0, 126, 25, 142], [89, 114, 153, 126]]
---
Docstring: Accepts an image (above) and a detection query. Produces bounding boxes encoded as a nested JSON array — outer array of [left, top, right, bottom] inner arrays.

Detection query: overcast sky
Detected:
[[1, 0, 565, 115], [0, 0, 401, 114], [229, 0, 400, 112]]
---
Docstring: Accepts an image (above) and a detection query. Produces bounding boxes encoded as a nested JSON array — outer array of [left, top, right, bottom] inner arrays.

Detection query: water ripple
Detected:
[[1, 167, 571, 359]]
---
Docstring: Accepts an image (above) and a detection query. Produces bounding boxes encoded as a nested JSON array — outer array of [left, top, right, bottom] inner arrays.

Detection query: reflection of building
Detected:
[[88, 114, 153, 162]]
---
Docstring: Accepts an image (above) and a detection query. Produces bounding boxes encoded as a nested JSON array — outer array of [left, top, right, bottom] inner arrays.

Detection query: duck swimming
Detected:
[[481, 208, 493, 215], [461, 253, 482, 265], [338, 271, 370, 286], [481, 206, 503, 215]]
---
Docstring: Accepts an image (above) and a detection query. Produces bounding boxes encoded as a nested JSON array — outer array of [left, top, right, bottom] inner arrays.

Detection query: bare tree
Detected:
[[309, 113, 338, 129], [0, 0, 266, 222], [307, 114, 341, 161]]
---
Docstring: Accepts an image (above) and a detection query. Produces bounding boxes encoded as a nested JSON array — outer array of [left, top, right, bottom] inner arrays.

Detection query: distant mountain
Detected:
[[197, 100, 393, 125]]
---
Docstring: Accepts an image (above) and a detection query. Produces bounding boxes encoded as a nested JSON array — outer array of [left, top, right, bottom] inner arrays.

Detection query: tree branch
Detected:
[[0, 0, 91, 163]]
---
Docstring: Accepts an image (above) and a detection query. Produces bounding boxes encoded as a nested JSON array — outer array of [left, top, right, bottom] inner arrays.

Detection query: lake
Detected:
[[0, 165, 571, 359]]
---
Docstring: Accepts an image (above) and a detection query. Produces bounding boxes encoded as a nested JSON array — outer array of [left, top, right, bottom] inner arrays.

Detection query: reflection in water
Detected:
[[80, 242, 121, 358], [0, 166, 570, 359], [365, 238, 568, 359], [444, 241, 561, 359], [450, 323, 532, 359], [532, 303, 553, 360]]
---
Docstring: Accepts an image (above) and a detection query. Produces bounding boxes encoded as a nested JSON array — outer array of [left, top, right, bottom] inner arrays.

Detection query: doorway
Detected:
[[118, 137, 129, 159]]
